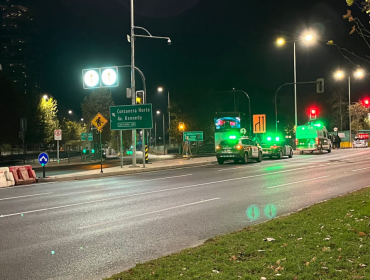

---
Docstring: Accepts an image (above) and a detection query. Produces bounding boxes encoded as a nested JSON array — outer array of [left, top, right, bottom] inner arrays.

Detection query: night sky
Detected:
[[38, 0, 370, 130]]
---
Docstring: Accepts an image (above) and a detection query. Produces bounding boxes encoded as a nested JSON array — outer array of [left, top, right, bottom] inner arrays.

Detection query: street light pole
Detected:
[[163, 113, 165, 154], [155, 122, 157, 147], [293, 38, 298, 128], [130, 0, 137, 167], [168, 91, 171, 148], [348, 75, 352, 146]]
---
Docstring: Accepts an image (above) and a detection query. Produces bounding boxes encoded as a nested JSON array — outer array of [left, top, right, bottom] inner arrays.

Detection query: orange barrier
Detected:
[[9, 165, 37, 185], [0, 167, 15, 187]]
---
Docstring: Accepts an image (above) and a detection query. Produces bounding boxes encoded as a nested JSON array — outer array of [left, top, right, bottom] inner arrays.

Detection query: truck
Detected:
[[295, 123, 332, 154]]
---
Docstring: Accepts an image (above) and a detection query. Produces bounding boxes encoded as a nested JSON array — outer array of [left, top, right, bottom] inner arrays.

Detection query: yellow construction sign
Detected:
[[91, 112, 108, 132], [253, 114, 266, 134]]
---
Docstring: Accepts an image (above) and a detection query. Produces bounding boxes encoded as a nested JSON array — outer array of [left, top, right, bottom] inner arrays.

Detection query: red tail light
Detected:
[[295, 139, 298, 145], [270, 145, 278, 149], [315, 138, 319, 145]]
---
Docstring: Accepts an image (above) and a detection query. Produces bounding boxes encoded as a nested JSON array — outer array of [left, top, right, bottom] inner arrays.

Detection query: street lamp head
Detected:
[[81, 118, 84, 122], [68, 110, 73, 114], [304, 34, 314, 42], [355, 68, 365, 78], [43, 94, 48, 100], [167, 38, 171, 45], [156, 110, 161, 115], [334, 70, 345, 80], [276, 38, 285, 46], [157, 87, 163, 92]]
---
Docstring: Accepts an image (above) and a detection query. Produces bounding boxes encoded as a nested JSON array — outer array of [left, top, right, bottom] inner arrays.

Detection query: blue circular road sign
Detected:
[[38, 152, 49, 166]]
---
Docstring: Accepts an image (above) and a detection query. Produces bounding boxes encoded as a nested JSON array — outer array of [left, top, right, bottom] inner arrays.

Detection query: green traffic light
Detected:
[[83, 149, 86, 154], [92, 149, 95, 153], [267, 136, 272, 141], [275, 137, 280, 141]]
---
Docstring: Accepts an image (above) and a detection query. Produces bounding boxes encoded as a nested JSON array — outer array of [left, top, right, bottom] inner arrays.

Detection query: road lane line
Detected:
[[352, 166, 370, 172], [0, 192, 53, 201], [267, 176, 329, 189], [78, 197, 221, 229]]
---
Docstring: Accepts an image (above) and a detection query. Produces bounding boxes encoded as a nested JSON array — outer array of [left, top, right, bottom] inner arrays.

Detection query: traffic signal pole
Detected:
[[130, 0, 137, 167]]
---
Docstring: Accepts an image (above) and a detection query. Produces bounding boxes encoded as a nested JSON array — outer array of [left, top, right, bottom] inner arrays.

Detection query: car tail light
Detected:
[[270, 145, 278, 149], [315, 138, 319, 145]]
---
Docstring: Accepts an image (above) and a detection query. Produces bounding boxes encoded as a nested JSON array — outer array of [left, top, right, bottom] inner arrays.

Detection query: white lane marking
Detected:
[[352, 166, 370, 172], [267, 176, 329, 189], [78, 197, 220, 229], [0, 192, 53, 201], [0, 167, 323, 218]]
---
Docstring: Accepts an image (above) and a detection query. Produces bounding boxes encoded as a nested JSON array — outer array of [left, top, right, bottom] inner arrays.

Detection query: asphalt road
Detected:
[[1, 148, 370, 280]]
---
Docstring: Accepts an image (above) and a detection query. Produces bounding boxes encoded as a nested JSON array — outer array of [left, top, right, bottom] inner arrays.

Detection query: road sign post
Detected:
[[100, 131, 103, 173], [54, 129, 62, 163], [38, 152, 49, 178], [91, 113, 108, 173], [253, 114, 266, 134]]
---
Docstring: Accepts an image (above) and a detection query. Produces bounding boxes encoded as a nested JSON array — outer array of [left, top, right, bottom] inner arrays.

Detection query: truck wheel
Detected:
[[278, 151, 283, 159], [217, 159, 224, 164], [256, 152, 262, 162], [288, 149, 293, 158]]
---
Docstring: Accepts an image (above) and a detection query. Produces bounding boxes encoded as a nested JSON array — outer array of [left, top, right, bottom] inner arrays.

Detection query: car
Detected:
[[260, 136, 293, 159], [353, 139, 368, 148], [216, 136, 263, 164]]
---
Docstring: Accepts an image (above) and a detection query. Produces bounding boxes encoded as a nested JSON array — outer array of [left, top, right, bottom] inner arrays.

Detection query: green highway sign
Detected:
[[81, 133, 93, 141], [183, 131, 203, 141], [110, 104, 153, 130]]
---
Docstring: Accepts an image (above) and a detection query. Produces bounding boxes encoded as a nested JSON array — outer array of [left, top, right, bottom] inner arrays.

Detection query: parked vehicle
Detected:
[[261, 136, 293, 159]]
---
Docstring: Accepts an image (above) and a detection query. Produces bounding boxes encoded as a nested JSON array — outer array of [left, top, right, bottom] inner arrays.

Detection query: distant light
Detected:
[[156, 110, 161, 115], [43, 94, 48, 100], [365, 99, 369, 105], [68, 110, 72, 114], [305, 34, 313, 41], [334, 70, 345, 79], [355, 69, 365, 78], [267, 136, 272, 141], [229, 135, 237, 139], [276, 38, 285, 46], [157, 87, 163, 92], [275, 137, 280, 141], [81, 118, 84, 122], [311, 109, 316, 114]]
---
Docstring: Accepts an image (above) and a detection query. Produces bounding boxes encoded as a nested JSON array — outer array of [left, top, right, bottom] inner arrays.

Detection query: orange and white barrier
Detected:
[[0, 167, 15, 187]]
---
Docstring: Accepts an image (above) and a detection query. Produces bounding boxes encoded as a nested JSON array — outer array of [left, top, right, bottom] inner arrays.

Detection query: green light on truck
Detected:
[[229, 135, 237, 139], [267, 136, 272, 141], [275, 137, 280, 141]]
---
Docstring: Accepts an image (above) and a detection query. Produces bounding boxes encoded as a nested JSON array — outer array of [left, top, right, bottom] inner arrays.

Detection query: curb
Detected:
[[37, 160, 216, 183]]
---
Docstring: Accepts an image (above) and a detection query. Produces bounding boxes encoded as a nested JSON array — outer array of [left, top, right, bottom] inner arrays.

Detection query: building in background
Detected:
[[0, 0, 42, 96]]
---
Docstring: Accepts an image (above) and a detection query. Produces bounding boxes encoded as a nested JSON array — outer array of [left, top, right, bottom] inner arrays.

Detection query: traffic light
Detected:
[[309, 107, 317, 120], [83, 149, 86, 154], [136, 91, 143, 104], [179, 122, 185, 132], [364, 98, 369, 109], [91, 149, 95, 153]]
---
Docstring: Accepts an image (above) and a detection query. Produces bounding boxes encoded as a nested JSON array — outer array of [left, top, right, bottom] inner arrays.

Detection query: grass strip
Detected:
[[105, 188, 370, 280]]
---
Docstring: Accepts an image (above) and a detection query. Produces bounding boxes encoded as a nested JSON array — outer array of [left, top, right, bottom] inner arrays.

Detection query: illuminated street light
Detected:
[[68, 110, 72, 114], [355, 69, 365, 78], [156, 110, 161, 115], [43, 94, 48, 100], [157, 87, 163, 92], [304, 34, 314, 42], [334, 70, 345, 80], [81, 118, 84, 122], [276, 38, 285, 46]]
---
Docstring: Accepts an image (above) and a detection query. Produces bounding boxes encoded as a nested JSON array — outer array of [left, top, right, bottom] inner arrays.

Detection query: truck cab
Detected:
[[296, 123, 332, 154]]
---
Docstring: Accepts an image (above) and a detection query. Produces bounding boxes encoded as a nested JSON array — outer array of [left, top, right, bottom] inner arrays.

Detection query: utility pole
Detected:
[[130, 0, 137, 167]]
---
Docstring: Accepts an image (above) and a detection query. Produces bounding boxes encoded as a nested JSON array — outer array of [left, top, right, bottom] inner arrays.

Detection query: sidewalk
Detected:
[[37, 156, 216, 183]]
